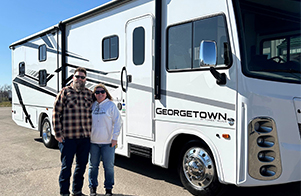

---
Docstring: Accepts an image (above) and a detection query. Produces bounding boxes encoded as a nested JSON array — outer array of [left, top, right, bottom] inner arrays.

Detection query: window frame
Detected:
[[166, 14, 232, 73], [102, 35, 119, 61]]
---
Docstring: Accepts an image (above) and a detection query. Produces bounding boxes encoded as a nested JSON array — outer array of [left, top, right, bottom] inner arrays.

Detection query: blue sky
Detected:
[[0, 0, 110, 87]]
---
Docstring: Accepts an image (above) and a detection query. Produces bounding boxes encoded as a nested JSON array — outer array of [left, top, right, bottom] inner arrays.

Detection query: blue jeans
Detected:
[[58, 138, 91, 195], [88, 143, 115, 190]]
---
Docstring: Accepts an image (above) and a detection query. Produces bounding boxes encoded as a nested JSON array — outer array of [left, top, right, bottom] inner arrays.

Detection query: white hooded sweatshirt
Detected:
[[91, 98, 122, 144]]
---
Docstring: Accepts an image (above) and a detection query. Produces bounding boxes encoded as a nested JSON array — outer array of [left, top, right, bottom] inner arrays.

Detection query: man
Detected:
[[53, 67, 94, 196]]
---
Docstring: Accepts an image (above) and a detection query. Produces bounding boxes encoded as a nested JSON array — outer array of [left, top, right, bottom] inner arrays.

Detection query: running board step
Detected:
[[129, 144, 152, 158]]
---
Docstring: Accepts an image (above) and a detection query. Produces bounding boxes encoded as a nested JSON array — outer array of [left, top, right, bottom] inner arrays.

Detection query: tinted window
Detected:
[[39, 69, 47, 87], [102, 36, 119, 61], [167, 15, 231, 71], [103, 38, 110, 60], [19, 62, 25, 77], [39, 44, 47, 62], [235, 0, 301, 84], [133, 27, 145, 65], [111, 36, 118, 59], [168, 23, 192, 70]]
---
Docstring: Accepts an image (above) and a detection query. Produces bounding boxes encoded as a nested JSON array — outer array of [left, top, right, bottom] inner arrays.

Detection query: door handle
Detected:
[[127, 75, 132, 83], [121, 67, 127, 92]]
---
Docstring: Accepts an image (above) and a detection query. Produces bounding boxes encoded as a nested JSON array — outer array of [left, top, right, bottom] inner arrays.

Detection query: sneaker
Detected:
[[90, 187, 97, 196], [105, 189, 113, 196]]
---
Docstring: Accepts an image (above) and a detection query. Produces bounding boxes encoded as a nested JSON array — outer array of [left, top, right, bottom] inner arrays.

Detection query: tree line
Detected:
[[0, 84, 12, 102]]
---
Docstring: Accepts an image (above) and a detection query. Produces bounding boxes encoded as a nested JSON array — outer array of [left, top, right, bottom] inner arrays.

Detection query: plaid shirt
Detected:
[[52, 86, 94, 139]]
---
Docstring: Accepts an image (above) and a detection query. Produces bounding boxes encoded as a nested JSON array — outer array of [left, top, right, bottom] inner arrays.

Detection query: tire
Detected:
[[178, 140, 223, 196], [41, 117, 58, 148]]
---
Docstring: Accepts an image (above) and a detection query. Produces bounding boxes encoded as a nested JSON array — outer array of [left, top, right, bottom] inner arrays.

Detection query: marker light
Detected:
[[222, 134, 230, 139]]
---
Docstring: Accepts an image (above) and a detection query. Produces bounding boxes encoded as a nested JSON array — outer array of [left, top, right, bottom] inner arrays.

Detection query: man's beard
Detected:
[[73, 80, 86, 92]]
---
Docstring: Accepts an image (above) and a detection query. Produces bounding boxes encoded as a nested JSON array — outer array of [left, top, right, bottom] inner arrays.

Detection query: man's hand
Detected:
[[55, 136, 64, 143]]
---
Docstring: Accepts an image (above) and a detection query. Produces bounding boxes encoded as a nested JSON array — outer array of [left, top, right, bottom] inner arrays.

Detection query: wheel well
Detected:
[[168, 134, 209, 169], [39, 113, 48, 136]]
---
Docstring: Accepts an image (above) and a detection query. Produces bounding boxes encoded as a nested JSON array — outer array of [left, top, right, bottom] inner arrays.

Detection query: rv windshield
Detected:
[[234, 0, 301, 84]]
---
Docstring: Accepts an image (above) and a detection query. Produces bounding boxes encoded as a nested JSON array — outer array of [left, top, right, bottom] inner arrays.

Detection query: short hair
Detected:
[[93, 83, 113, 101], [74, 67, 87, 76]]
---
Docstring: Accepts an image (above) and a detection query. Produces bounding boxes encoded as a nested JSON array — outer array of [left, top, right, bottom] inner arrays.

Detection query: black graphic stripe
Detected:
[[65, 75, 73, 86], [46, 74, 55, 82], [86, 78, 118, 89], [47, 47, 60, 54], [161, 90, 235, 111], [13, 77, 57, 97], [22, 40, 90, 63], [24, 74, 39, 82], [66, 65, 235, 110], [67, 63, 108, 75], [13, 83, 35, 128], [55, 66, 63, 73], [67, 65, 118, 88], [23, 42, 60, 55], [66, 53, 89, 62], [41, 35, 54, 48], [23, 42, 39, 49]]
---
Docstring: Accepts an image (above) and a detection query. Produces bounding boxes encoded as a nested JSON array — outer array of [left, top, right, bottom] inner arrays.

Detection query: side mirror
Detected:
[[199, 40, 226, 85], [199, 40, 217, 67]]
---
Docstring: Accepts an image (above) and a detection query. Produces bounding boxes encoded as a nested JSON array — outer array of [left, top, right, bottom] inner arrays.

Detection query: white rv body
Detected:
[[11, 29, 60, 131], [10, 0, 301, 195]]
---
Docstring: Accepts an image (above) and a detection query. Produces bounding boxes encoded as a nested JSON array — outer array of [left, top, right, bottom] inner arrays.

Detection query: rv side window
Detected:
[[167, 14, 232, 71], [102, 35, 119, 61], [133, 27, 145, 65], [19, 62, 25, 77], [168, 23, 192, 70], [39, 44, 47, 62], [39, 69, 47, 87]]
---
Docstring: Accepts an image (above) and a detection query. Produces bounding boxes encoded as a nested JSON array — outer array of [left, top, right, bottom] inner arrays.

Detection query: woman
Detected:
[[88, 83, 122, 196]]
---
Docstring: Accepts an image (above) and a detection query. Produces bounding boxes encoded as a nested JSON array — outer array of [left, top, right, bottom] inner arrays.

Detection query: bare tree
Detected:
[[0, 84, 12, 102]]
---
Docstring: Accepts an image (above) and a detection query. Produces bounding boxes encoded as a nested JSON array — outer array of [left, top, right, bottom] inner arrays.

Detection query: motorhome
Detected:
[[10, 0, 301, 195]]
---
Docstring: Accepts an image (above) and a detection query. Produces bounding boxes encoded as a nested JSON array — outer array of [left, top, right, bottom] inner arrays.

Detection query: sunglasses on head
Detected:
[[95, 90, 106, 94], [74, 75, 86, 79]]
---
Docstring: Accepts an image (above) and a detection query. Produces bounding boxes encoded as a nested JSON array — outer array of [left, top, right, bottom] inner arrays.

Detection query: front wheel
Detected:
[[41, 117, 58, 148], [178, 141, 223, 196]]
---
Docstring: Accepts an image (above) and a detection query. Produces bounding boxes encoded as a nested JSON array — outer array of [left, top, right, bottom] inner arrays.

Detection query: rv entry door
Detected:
[[125, 15, 154, 140]]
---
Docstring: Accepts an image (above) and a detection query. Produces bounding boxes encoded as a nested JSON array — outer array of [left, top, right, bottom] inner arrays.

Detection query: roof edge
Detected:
[[9, 0, 130, 49]]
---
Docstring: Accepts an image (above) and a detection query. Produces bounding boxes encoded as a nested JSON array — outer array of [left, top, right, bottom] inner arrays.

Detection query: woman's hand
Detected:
[[111, 140, 117, 147]]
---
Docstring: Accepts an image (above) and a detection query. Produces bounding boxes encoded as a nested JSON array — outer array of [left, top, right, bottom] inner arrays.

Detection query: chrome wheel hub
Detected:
[[42, 121, 51, 143], [183, 147, 214, 189]]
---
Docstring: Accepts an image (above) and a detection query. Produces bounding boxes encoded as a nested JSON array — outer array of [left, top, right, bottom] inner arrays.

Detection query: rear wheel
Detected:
[[178, 141, 223, 196], [41, 117, 58, 148]]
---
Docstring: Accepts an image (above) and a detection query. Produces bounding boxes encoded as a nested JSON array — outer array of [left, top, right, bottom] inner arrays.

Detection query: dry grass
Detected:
[[0, 101, 12, 107]]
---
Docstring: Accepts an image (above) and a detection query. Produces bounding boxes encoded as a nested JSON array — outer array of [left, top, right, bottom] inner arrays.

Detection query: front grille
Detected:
[[248, 117, 282, 180]]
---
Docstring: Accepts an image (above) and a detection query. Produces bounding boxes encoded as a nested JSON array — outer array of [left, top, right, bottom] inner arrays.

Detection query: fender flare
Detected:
[[162, 128, 225, 183]]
